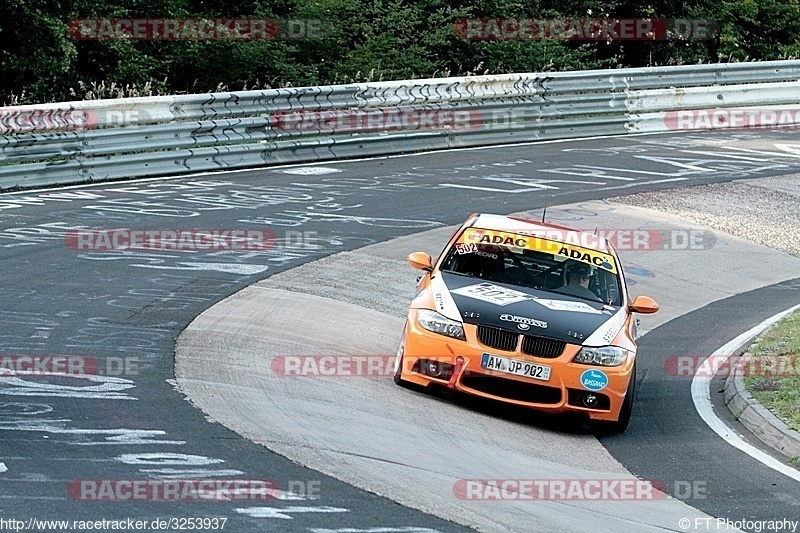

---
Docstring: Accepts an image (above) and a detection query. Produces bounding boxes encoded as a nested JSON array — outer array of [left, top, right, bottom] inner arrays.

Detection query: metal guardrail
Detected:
[[1, 60, 799, 190]]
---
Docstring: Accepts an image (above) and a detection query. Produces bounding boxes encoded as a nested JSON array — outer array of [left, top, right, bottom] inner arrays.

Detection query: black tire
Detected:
[[595, 361, 636, 434]]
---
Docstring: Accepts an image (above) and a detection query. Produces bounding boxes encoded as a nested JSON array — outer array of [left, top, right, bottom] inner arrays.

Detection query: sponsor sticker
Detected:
[[533, 299, 602, 314], [434, 292, 445, 311], [499, 314, 548, 330], [555, 245, 616, 273], [460, 229, 617, 273], [580, 369, 609, 391], [450, 283, 532, 306]]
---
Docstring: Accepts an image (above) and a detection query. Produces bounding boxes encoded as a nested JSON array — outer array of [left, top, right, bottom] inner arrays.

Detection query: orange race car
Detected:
[[394, 213, 659, 432]]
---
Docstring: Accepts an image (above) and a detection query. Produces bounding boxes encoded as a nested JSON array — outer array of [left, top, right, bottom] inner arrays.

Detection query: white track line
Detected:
[[691, 303, 800, 483]]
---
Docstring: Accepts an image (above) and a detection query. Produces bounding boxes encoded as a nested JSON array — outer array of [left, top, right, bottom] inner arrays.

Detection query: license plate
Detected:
[[481, 353, 551, 381]]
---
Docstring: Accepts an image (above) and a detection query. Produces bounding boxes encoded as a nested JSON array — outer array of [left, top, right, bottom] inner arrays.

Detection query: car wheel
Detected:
[[595, 361, 636, 434]]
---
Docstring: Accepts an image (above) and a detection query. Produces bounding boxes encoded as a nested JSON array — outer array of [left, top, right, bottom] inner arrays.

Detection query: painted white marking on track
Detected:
[[132, 262, 269, 275], [117, 453, 223, 466], [0, 422, 183, 446], [274, 167, 342, 175], [773, 143, 800, 156], [595, 177, 688, 192], [681, 150, 772, 162], [439, 184, 552, 193], [235, 506, 348, 519], [722, 145, 800, 159], [0, 373, 136, 400], [30, 326, 54, 339], [140, 468, 244, 479], [539, 165, 635, 180], [691, 303, 800, 483], [0, 462, 7, 473]]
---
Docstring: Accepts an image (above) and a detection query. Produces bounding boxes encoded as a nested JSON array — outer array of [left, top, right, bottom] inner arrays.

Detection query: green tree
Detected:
[[0, 0, 78, 104]]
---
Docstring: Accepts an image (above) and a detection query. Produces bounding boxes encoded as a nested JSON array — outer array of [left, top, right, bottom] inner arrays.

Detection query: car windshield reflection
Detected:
[[439, 233, 622, 306]]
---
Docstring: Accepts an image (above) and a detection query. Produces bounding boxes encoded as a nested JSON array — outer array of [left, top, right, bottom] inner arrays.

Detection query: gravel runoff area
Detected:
[[614, 174, 800, 449], [613, 176, 800, 258]]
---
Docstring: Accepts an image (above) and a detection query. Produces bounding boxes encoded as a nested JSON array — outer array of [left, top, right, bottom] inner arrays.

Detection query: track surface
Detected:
[[1, 130, 799, 530], [600, 280, 800, 523], [177, 195, 800, 532]]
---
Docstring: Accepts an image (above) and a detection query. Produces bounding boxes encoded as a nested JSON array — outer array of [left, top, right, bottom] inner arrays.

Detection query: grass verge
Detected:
[[743, 309, 800, 432]]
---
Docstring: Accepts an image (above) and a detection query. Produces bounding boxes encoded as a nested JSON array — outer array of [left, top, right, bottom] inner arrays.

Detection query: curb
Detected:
[[723, 354, 800, 461]]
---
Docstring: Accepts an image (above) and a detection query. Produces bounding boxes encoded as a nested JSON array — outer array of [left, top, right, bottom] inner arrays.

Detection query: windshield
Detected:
[[439, 227, 624, 306]]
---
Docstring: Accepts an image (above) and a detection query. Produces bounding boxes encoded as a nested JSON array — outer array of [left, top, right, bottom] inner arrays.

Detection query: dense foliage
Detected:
[[1, 0, 798, 105]]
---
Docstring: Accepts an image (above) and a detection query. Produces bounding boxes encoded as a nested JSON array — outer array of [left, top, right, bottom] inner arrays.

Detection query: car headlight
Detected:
[[416, 309, 466, 341], [572, 346, 631, 366]]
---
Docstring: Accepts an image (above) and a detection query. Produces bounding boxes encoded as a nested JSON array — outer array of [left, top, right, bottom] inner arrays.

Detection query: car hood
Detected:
[[433, 272, 627, 347]]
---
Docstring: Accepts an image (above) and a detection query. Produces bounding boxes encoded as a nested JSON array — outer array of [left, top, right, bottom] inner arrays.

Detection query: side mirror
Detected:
[[407, 252, 433, 271], [629, 295, 659, 314]]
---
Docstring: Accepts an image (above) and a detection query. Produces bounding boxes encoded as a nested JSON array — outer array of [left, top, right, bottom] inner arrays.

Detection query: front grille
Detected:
[[461, 373, 562, 404], [521, 335, 566, 358], [477, 325, 518, 352]]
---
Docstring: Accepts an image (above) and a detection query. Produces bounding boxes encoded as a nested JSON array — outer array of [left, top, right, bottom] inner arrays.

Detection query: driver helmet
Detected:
[[567, 262, 594, 280]]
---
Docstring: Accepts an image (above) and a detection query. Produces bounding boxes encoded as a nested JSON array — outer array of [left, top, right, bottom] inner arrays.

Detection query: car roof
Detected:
[[468, 213, 612, 253]]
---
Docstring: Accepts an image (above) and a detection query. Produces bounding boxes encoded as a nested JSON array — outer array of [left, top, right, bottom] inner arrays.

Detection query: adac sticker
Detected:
[[460, 229, 617, 274], [555, 245, 617, 274], [580, 369, 608, 392]]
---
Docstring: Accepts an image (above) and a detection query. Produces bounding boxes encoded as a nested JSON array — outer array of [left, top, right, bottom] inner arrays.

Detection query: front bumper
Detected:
[[398, 309, 635, 422]]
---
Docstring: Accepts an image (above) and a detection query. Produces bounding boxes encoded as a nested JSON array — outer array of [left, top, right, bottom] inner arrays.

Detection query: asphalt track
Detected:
[[177, 196, 800, 532], [1, 129, 799, 531], [602, 280, 800, 524]]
